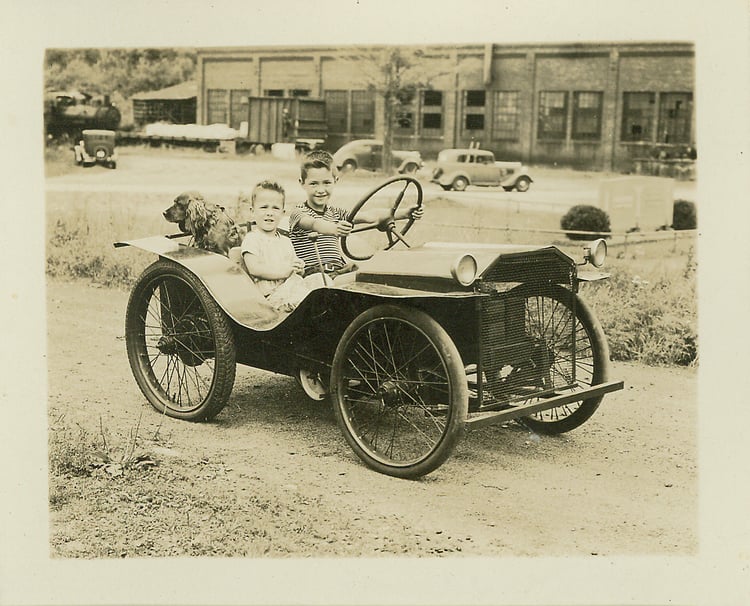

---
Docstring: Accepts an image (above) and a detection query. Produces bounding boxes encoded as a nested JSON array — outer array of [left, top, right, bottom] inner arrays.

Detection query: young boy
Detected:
[[289, 150, 423, 281], [241, 180, 309, 312]]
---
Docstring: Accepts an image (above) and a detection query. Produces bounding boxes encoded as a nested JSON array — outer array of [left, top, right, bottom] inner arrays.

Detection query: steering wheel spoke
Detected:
[[341, 176, 423, 261]]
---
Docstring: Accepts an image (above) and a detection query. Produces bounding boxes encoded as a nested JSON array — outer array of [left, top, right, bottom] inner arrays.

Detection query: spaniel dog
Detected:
[[163, 191, 243, 256]]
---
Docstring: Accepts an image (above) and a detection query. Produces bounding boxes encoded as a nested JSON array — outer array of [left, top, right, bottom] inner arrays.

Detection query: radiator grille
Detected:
[[476, 282, 578, 409]]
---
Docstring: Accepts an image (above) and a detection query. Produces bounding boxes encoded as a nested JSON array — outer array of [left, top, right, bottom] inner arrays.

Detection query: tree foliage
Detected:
[[44, 48, 196, 99]]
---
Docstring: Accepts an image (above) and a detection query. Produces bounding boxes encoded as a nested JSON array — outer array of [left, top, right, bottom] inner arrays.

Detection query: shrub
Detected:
[[560, 205, 611, 240], [672, 199, 697, 230]]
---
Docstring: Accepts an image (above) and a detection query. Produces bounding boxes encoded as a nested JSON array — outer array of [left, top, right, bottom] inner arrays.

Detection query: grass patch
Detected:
[[581, 246, 697, 366]]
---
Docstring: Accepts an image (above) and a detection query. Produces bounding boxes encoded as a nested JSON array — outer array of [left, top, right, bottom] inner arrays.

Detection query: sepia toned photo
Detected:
[[2, 1, 749, 605]]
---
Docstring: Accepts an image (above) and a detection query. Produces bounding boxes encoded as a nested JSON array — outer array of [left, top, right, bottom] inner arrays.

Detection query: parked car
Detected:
[[431, 148, 532, 192], [116, 176, 622, 479], [333, 139, 423, 174], [73, 129, 117, 169]]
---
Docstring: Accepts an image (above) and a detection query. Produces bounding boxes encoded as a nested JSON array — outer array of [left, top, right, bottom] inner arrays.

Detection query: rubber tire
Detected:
[[451, 176, 468, 191], [515, 177, 531, 192], [341, 160, 357, 173], [125, 259, 236, 421], [331, 304, 468, 479], [508, 283, 609, 434]]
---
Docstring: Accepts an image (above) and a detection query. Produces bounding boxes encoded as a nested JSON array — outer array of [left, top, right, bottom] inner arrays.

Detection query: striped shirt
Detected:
[[288, 202, 351, 270]]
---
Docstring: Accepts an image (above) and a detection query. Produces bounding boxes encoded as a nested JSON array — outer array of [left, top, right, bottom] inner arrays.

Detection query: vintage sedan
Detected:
[[117, 176, 621, 479], [431, 148, 532, 192], [333, 139, 423, 174]]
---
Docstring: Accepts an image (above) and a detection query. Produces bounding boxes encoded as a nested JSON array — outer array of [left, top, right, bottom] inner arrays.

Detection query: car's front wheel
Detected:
[[331, 305, 468, 478], [515, 177, 531, 192]]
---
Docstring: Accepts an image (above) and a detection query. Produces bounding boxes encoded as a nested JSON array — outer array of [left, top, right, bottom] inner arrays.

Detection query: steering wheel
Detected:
[[341, 176, 423, 261]]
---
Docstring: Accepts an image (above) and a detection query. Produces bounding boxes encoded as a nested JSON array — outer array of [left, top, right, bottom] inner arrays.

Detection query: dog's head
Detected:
[[163, 191, 208, 233]]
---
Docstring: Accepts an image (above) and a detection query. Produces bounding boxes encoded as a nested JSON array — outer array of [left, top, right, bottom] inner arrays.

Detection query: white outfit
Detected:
[[240, 230, 309, 312]]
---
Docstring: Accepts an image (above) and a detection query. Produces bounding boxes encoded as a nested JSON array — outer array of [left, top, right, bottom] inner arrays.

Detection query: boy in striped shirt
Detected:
[[289, 150, 422, 283]]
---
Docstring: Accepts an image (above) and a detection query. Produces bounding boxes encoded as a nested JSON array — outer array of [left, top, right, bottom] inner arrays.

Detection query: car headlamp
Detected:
[[584, 238, 607, 268], [451, 254, 478, 286]]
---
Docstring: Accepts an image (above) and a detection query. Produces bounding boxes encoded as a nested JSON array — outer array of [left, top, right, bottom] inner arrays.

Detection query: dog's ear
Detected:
[[185, 198, 209, 233]]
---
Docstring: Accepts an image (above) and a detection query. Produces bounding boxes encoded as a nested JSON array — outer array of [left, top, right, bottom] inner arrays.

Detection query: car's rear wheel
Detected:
[[401, 162, 419, 175], [451, 176, 468, 191], [341, 160, 357, 173], [125, 260, 236, 421], [515, 177, 531, 192], [331, 305, 468, 478]]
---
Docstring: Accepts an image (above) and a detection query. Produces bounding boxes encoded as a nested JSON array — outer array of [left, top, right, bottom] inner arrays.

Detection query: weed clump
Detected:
[[582, 252, 697, 366]]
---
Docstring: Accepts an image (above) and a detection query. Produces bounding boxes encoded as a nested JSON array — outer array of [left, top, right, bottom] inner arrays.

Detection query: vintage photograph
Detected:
[[3, 1, 749, 605]]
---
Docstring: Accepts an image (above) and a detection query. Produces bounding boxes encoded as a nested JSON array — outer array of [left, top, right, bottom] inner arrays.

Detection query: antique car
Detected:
[[74, 129, 117, 169], [431, 148, 532, 192], [333, 139, 423, 175], [116, 176, 622, 479]]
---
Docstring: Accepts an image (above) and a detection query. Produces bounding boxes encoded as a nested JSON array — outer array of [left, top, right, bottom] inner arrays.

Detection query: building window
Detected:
[[658, 92, 693, 144], [572, 91, 603, 140], [229, 89, 250, 130], [492, 91, 520, 140], [421, 90, 443, 135], [621, 92, 655, 142], [351, 89, 375, 136], [463, 90, 486, 132], [290, 89, 310, 97], [264, 89, 284, 97], [206, 89, 227, 124], [324, 90, 348, 134], [537, 91, 568, 140], [395, 109, 415, 134]]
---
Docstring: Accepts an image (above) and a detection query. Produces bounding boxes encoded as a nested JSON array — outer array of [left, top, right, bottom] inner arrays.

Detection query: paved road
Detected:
[[45, 148, 697, 214]]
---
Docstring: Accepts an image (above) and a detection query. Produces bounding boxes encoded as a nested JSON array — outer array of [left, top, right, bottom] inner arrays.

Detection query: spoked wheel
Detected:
[[341, 176, 423, 261], [125, 259, 236, 421], [331, 305, 468, 479], [508, 284, 609, 434]]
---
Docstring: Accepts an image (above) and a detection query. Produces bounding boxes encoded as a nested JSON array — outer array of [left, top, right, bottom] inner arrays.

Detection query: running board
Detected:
[[465, 380, 624, 429]]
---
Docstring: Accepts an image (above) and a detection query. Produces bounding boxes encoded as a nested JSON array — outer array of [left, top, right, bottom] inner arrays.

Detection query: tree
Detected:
[[346, 47, 434, 173]]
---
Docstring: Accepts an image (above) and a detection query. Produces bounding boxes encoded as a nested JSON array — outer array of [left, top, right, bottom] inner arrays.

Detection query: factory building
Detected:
[[196, 41, 694, 172]]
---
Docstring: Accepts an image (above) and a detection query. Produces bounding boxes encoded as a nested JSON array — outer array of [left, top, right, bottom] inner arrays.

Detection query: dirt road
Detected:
[[47, 278, 697, 558]]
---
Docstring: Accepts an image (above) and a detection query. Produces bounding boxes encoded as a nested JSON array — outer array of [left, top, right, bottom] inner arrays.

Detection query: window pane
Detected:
[[229, 89, 250, 130], [423, 90, 443, 106], [264, 89, 284, 97], [206, 89, 227, 124], [466, 90, 486, 107], [658, 93, 693, 144], [465, 114, 485, 130], [492, 91, 520, 140], [572, 91, 602, 140], [621, 92, 655, 142], [351, 90, 375, 135], [537, 91, 567, 140], [324, 90, 348, 133], [421, 90, 443, 135], [423, 113, 442, 129], [291, 89, 310, 97]]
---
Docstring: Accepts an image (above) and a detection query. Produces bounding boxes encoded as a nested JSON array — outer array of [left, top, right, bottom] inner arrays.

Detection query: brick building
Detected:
[[196, 41, 695, 171]]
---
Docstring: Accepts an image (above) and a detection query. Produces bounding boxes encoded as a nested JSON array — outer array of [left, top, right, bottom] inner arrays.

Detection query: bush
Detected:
[[672, 199, 697, 230], [560, 205, 611, 240]]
